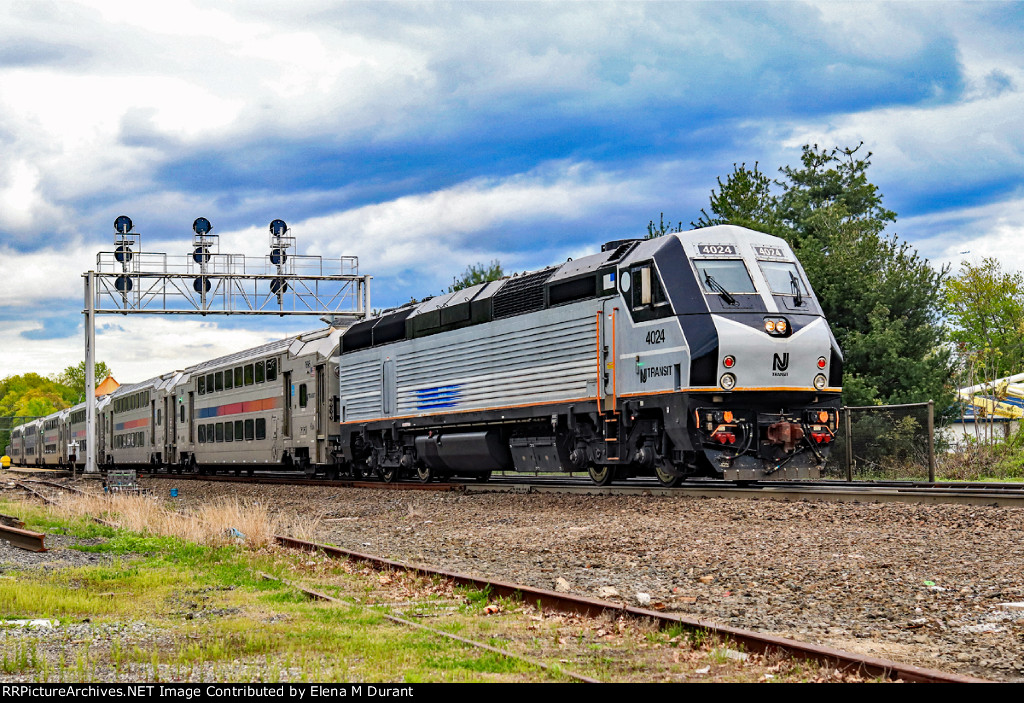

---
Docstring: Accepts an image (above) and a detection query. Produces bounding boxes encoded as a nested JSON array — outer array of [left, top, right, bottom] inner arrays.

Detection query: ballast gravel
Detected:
[[136, 480, 1024, 682], [10, 477, 1024, 681]]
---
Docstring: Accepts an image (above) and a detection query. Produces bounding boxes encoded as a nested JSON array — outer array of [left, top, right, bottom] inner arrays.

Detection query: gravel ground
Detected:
[[131, 479, 1024, 682], [7, 477, 1024, 681]]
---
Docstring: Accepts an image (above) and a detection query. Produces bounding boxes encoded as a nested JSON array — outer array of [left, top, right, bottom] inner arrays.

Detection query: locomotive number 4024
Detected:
[[645, 329, 666, 345]]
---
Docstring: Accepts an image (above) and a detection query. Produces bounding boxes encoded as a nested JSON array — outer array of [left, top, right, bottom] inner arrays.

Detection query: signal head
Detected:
[[270, 219, 288, 236], [114, 215, 133, 234], [192, 217, 213, 235]]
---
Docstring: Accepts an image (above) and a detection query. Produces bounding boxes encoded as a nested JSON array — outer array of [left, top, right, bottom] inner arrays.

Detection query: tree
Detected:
[[0, 373, 75, 453], [449, 261, 504, 292], [52, 361, 113, 402], [673, 144, 951, 406], [943, 259, 1024, 411]]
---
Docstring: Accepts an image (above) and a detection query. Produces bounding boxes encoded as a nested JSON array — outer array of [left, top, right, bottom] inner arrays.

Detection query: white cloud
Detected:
[[900, 193, 1024, 273]]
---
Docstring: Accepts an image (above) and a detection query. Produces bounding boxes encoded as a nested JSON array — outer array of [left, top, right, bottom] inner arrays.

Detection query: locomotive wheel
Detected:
[[588, 463, 615, 486], [380, 466, 397, 483], [655, 464, 683, 488], [416, 464, 433, 483]]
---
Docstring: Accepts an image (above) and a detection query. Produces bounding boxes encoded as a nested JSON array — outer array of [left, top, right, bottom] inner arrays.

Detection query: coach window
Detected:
[[224, 370, 233, 390], [198, 376, 206, 395], [299, 383, 308, 409], [255, 418, 266, 440], [215, 423, 224, 442], [255, 361, 265, 383], [224, 422, 233, 442], [215, 371, 224, 392], [244, 364, 254, 386], [206, 423, 214, 441], [198, 425, 206, 443], [157, 409, 161, 427], [234, 420, 243, 440], [234, 367, 243, 387], [265, 359, 278, 382], [245, 419, 255, 441], [180, 405, 185, 423], [206, 374, 215, 394]]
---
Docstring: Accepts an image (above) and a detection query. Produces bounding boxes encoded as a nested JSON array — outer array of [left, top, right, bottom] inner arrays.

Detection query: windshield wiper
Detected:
[[789, 271, 804, 306], [704, 273, 737, 305]]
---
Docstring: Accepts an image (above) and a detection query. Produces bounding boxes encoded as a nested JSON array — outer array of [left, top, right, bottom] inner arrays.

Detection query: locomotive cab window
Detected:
[[694, 259, 757, 295], [622, 262, 668, 309], [758, 260, 808, 296]]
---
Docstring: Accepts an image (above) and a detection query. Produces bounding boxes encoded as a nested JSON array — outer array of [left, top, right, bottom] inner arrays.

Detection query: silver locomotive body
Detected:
[[335, 225, 841, 484]]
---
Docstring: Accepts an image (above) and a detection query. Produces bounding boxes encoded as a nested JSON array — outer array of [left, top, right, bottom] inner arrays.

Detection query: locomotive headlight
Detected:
[[764, 320, 776, 333], [813, 374, 827, 390], [720, 373, 737, 390], [775, 319, 787, 334]]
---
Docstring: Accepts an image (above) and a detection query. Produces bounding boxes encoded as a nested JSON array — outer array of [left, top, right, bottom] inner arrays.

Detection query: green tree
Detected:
[[0, 373, 75, 453], [676, 144, 951, 406], [53, 361, 113, 402], [943, 258, 1024, 386], [449, 260, 504, 292]]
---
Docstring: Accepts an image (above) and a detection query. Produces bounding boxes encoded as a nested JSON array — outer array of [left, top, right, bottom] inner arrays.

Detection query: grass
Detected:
[[0, 494, 878, 683]]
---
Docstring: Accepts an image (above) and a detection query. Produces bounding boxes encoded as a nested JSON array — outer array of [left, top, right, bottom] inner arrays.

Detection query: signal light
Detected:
[[817, 356, 827, 369], [723, 355, 735, 368]]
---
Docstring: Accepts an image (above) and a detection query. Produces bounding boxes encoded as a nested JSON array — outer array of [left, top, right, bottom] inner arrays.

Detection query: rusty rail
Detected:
[[274, 535, 988, 684], [0, 522, 46, 552]]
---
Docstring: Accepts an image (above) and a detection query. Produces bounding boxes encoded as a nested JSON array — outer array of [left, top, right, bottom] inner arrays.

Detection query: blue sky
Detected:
[[2, 1, 1023, 382]]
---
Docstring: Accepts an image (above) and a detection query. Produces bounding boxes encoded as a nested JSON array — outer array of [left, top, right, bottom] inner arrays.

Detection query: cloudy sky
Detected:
[[2, 1, 1023, 383]]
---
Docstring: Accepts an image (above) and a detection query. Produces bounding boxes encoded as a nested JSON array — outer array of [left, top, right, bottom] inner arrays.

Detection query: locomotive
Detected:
[[7, 225, 841, 485]]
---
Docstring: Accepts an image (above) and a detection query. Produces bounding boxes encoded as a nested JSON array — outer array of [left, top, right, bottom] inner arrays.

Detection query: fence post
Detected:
[[927, 400, 936, 482], [843, 407, 853, 482]]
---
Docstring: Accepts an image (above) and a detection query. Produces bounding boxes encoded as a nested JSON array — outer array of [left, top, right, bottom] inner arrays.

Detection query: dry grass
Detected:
[[46, 492, 293, 548]]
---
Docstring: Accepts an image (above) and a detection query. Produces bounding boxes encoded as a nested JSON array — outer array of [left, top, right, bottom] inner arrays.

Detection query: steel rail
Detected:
[[258, 572, 600, 683], [273, 535, 988, 684], [143, 473, 462, 490], [0, 522, 46, 552]]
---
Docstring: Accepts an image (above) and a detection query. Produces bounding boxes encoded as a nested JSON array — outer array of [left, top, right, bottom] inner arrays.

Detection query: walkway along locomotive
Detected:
[[8, 225, 842, 485]]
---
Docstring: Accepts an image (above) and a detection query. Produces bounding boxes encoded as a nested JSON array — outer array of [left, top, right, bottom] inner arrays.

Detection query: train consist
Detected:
[[6, 225, 842, 484]]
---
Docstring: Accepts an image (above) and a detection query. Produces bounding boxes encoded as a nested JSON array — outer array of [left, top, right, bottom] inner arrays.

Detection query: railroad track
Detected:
[[272, 535, 986, 683], [138, 471, 1024, 506], [8, 475, 991, 682]]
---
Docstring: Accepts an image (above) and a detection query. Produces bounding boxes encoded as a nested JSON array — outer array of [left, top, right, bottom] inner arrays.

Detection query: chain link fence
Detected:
[[823, 402, 937, 481]]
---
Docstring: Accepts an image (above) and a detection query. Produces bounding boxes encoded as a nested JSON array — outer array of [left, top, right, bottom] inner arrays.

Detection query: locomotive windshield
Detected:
[[694, 260, 756, 295], [759, 260, 808, 295]]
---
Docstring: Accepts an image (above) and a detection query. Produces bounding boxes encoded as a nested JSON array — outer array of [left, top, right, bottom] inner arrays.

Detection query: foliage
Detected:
[[646, 213, 685, 239], [674, 144, 951, 407], [448, 260, 504, 292], [943, 258, 1024, 385], [52, 361, 113, 401], [0, 361, 110, 452]]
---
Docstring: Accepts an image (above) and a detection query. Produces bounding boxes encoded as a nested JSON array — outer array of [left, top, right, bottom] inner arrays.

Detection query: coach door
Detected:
[[315, 363, 327, 463], [163, 395, 175, 463]]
